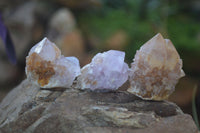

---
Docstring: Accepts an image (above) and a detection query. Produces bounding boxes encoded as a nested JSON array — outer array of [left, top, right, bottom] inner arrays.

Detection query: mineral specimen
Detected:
[[26, 37, 81, 88], [77, 50, 129, 90], [128, 33, 185, 100]]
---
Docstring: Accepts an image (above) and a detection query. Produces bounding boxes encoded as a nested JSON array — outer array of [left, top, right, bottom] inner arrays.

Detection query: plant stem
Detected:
[[192, 85, 200, 130]]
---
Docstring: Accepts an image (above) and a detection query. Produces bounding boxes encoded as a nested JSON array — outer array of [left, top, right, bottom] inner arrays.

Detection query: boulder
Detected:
[[47, 9, 85, 62], [0, 79, 198, 133]]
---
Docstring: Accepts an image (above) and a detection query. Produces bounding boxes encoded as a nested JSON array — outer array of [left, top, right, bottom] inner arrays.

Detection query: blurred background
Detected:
[[0, 0, 200, 127]]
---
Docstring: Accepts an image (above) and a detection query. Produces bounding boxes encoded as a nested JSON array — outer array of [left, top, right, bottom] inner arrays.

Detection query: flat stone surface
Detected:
[[0, 79, 198, 133]]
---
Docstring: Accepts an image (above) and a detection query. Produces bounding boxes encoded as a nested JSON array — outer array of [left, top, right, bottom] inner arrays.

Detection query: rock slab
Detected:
[[0, 79, 198, 133]]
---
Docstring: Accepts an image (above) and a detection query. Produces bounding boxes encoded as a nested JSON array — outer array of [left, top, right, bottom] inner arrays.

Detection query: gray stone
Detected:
[[0, 58, 19, 84], [0, 79, 198, 133], [47, 8, 76, 40], [1, 1, 37, 60], [0, 1, 37, 86], [47, 8, 85, 62]]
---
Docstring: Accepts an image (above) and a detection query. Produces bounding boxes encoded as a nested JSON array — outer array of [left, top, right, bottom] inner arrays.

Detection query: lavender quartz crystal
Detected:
[[128, 33, 185, 100], [26, 37, 81, 88], [78, 50, 129, 90]]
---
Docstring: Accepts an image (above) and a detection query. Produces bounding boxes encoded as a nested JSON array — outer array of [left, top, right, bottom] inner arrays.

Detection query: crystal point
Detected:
[[128, 33, 185, 100], [26, 37, 80, 88], [29, 37, 61, 61], [78, 50, 129, 90]]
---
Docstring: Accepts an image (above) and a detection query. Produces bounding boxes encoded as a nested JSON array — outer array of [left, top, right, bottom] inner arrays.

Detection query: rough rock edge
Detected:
[[0, 79, 198, 133]]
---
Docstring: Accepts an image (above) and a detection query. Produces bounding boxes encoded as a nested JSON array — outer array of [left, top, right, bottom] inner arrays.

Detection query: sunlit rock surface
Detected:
[[78, 50, 129, 90], [128, 33, 185, 100], [26, 37, 81, 88]]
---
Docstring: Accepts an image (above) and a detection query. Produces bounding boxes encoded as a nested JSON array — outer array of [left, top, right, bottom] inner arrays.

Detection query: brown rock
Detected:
[[169, 77, 197, 106], [0, 79, 198, 133], [60, 30, 85, 58], [47, 8, 85, 64], [106, 30, 128, 50]]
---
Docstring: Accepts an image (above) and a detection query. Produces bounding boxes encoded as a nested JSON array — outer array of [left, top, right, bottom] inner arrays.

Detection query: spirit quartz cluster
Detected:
[[26, 33, 184, 100], [26, 38, 80, 88], [77, 50, 129, 90], [128, 33, 185, 100]]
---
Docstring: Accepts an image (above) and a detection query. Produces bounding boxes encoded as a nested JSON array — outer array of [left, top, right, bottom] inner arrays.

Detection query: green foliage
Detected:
[[77, 0, 200, 61], [167, 16, 200, 52]]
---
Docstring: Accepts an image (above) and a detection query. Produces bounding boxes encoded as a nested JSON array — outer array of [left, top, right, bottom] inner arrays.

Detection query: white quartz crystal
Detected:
[[26, 37, 81, 88], [77, 50, 129, 90], [128, 33, 185, 100]]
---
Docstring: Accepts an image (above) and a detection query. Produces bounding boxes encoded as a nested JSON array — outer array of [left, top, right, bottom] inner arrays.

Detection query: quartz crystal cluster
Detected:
[[26, 38, 81, 88], [128, 33, 185, 100], [26, 33, 185, 100], [77, 50, 129, 90]]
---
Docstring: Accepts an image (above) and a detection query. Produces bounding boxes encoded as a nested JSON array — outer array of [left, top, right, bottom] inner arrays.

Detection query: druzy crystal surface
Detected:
[[26, 37, 81, 88], [78, 50, 129, 90], [128, 33, 185, 100]]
